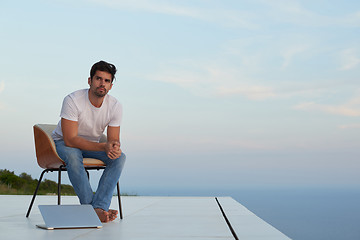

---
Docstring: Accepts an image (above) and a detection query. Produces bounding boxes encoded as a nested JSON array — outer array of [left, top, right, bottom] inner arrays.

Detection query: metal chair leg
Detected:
[[26, 166, 122, 220], [117, 182, 123, 219], [57, 167, 62, 205], [26, 169, 47, 217]]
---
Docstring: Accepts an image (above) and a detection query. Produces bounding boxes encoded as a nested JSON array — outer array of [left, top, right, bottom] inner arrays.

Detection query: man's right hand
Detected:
[[105, 141, 122, 159]]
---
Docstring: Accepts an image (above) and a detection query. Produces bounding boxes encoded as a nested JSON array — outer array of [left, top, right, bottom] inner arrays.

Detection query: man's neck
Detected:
[[88, 90, 105, 108]]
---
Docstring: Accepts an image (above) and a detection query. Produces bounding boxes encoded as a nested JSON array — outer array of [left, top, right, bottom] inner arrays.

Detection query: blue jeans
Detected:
[[54, 140, 126, 211]]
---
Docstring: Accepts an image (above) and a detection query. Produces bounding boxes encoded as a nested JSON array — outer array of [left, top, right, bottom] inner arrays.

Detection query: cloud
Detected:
[[148, 48, 355, 101], [85, 0, 358, 103], [281, 44, 310, 68], [89, 0, 360, 29], [126, 132, 283, 153], [339, 123, 360, 129], [216, 85, 275, 100], [293, 95, 360, 116], [260, 0, 319, 25], [336, 9, 360, 27], [150, 61, 277, 100], [239, 33, 320, 68], [88, 0, 259, 29], [91, 0, 201, 18], [259, 0, 360, 28], [338, 48, 360, 71]]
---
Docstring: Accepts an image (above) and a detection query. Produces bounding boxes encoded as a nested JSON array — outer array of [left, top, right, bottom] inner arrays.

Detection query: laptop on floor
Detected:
[[37, 204, 103, 230]]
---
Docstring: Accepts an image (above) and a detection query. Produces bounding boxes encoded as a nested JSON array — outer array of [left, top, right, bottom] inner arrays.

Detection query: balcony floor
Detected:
[[0, 195, 290, 239]]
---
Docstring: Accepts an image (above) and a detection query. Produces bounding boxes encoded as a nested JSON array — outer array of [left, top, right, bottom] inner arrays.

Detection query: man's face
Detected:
[[88, 70, 113, 97]]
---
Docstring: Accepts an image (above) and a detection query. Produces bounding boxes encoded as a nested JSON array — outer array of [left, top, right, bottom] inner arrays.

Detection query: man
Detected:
[[52, 60, 126, 222]]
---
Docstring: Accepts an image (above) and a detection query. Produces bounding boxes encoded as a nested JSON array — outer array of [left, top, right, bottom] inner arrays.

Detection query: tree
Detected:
[[0, 169, 25, 189], [0, 169, 75, 195]]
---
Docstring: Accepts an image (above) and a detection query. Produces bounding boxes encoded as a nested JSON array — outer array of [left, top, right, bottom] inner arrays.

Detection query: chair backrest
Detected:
[[34, 124, 64, 169], [33, 124, 108, 169]]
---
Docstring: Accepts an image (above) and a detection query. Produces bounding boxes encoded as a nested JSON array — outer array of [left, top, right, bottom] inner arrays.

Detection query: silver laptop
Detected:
[[37, 205, 102, 230]]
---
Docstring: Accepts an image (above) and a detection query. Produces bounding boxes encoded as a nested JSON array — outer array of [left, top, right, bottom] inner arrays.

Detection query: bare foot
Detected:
[[108, 209, 118, 221], [94, 208, 109, 223]]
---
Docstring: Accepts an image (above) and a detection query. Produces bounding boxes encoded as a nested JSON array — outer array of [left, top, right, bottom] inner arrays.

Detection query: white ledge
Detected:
[[0, 195, 291, 239]]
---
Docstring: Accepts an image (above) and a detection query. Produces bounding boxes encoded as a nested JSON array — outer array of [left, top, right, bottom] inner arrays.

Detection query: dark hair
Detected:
[[90, 60, 117, 82]]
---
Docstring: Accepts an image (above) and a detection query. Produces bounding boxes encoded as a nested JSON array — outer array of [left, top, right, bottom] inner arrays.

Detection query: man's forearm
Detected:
[[64, 135, 106, 152]]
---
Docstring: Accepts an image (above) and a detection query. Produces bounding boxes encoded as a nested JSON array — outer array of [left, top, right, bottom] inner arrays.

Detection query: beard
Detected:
[[93, 87, 107, 97]]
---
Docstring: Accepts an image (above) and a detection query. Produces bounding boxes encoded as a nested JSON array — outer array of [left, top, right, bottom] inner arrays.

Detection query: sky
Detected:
[[0, 0, 359, 195]]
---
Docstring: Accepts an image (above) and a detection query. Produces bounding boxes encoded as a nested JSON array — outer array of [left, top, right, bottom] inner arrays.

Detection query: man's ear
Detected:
[[88, 77, 91, 86]]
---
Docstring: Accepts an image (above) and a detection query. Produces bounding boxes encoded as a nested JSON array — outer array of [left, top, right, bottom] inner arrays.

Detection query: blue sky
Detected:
[[0, 0, 359, 194]]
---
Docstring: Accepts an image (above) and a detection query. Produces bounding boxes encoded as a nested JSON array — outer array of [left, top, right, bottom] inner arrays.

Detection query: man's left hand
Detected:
[[105, 141, 122, 159]]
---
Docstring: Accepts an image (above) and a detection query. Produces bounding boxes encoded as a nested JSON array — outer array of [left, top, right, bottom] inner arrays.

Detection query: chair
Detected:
[[26, 124, 123, 219]]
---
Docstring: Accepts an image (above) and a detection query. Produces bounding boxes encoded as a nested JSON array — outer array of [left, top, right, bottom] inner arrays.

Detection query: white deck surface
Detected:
[[0, 195, 291, 240]]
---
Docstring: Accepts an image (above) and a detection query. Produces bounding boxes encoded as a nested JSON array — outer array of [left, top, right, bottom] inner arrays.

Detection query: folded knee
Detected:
[[111, 153, 126, 169]]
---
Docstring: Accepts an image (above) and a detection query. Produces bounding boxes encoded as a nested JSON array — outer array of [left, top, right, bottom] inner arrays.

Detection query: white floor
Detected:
[[0, 195, 291, 240]]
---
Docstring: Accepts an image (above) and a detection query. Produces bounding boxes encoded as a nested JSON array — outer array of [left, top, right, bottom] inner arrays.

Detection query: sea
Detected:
[[229, 187, 360, 240], [139, 187, 360, 240]]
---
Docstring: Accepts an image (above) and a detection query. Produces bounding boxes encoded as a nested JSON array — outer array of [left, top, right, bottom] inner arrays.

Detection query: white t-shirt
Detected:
[[52, 89, 123, 142]]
